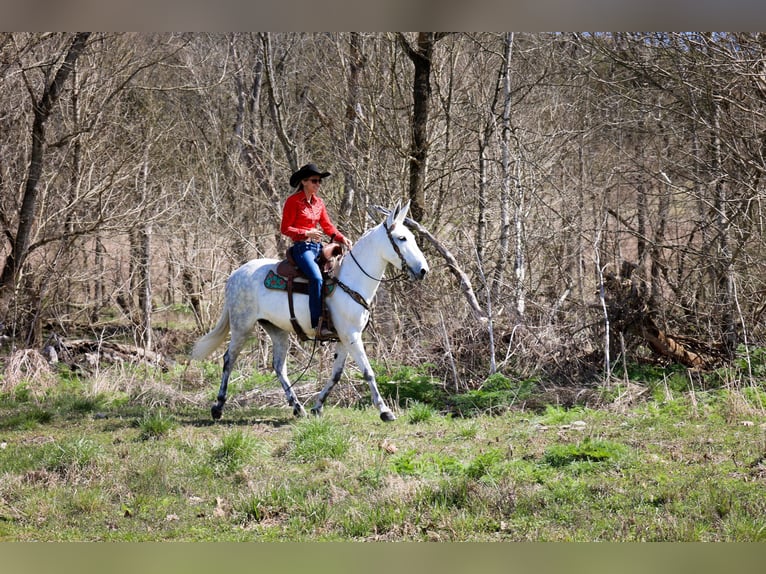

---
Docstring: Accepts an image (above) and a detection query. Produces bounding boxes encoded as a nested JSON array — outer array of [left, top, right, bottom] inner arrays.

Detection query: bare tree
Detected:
[[0, 32, 90, 292], [397, 32, 448, 222]]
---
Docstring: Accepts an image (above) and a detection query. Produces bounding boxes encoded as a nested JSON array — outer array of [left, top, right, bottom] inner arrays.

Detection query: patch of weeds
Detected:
[[465, 448, 507, 480], [210, 429, 260, 475], [0, 406, 54, 430], [236, 480, 312, 526], [41, 437, 102, 476], [357, 466, 387, 489], [200, 361, 224, 385], [138, 410, 176, 441], [407, 401, 436, 424], [454, 420, 479, 439], [451, 374, 537, 417], [289, 418, 350, 463], [12, 381, 33, 403], [543, 437, 627, 468], [415, 476, 472, 510], [54, 394, 107, 418], [336, 500, 403, 538], [126, 456, 179, 499], [297, 493, 333, 530], [390, 449, 419, 476], [63, 487, 110, 516], [742, 385, 766, 409], [735, 345, 766, 380], [378, 363, 447, 408], [624, 361, 674, 384], [391, 449, 464, 477], [539, 404, 589, 425]]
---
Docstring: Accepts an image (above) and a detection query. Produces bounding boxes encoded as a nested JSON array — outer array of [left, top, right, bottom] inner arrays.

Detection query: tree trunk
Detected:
[[492, 32, 514, 303], [340, 32, 364, 219], [399, 33, 446, 222], [0, 32, 90, 291], [261, 32, 297, 173]]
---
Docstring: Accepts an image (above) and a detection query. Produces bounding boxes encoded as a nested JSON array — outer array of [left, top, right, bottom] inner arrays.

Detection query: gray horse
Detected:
[[191, 202, 429, 421]]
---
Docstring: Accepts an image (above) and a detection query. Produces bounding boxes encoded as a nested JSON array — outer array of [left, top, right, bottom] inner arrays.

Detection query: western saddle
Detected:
[[275, 243, 343, 341]]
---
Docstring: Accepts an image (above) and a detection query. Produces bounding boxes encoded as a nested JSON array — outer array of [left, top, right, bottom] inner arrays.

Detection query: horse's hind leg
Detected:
[[211, 338, 245, 420], [311, 345, 348, 417], [261, 322, 307, 417]]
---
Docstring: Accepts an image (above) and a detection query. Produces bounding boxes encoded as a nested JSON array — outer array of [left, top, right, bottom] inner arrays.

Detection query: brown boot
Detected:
[[314, 318, 337, 341]]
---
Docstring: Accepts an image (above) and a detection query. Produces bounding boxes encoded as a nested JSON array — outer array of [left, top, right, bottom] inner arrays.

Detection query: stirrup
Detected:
[[314, 318, 338, 341]]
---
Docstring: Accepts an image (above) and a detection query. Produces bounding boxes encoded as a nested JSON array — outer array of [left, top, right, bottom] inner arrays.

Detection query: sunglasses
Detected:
[[307, 178, 322, 185]]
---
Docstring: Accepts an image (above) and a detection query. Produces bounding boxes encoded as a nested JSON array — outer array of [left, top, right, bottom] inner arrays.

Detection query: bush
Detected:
[[450, 374, 537, 416], [377, 364, 447, 408]]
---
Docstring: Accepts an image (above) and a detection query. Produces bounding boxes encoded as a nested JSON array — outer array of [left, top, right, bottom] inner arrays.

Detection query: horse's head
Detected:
[[384, 201, 429, 281]]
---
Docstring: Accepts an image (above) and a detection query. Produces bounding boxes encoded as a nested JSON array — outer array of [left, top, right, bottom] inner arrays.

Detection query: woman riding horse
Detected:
[[280, 163, 353, 339]]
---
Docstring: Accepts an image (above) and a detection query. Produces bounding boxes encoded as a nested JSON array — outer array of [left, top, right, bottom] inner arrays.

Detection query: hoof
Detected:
[[380, 411, 396, 422], [211, 403, 224, 420], [293, 404, 308, 418], [310, 407, 322, 417]]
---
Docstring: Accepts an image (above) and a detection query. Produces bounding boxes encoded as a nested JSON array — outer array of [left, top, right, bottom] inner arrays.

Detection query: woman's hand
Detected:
[[305, 228, 323, 242]]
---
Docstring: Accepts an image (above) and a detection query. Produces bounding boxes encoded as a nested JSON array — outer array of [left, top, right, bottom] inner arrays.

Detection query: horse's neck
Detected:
[[338, 225, 388, 303]]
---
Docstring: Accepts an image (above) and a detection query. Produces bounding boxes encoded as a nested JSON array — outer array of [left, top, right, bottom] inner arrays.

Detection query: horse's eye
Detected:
[[397, 236, 407, 242]]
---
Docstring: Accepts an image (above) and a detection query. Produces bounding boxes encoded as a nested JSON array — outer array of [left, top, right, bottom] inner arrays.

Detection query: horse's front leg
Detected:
[[347, 338, 395, 422], [311, 345, 348, 417]]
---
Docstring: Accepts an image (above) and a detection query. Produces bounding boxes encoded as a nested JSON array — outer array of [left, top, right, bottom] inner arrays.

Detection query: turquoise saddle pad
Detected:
[[264, 269, 335, 295]]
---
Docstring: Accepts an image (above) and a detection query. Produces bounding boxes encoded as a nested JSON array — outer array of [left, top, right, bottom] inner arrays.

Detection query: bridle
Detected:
[[348, 222, 414, 283], [330, 221, 415, 311]]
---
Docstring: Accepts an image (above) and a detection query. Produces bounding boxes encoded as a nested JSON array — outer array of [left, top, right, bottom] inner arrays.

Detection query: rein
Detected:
[[346, 222, 411, 284], [329, 221, 411, 313]]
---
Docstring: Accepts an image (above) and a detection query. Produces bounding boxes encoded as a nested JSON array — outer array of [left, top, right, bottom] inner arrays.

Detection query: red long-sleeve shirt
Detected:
[[280, 190, 346, 244]]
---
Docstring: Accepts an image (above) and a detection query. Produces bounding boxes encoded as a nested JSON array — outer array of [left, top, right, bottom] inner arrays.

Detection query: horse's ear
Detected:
[[386, 201, 401, 227], [397, 201, 411, 224]]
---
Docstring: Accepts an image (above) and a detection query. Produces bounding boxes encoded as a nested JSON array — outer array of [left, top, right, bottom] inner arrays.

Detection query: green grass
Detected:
[[0, 362, 765, 541], [138, 409, 176, 440]]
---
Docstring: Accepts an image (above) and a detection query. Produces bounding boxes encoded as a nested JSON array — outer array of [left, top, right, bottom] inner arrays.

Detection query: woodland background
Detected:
[[2, 32, 766, 391]]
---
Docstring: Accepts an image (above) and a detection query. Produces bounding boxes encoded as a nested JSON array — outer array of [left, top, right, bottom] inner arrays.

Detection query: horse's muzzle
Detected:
[[408, 265, 428, 281]]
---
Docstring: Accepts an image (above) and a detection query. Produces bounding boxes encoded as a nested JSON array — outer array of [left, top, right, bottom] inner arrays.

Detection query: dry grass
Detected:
[[1, 349, 57, 398]]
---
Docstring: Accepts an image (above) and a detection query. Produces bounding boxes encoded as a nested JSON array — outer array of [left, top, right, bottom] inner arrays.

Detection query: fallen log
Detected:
[[43, 335, 167, 370], [601, 272, 707, 369]]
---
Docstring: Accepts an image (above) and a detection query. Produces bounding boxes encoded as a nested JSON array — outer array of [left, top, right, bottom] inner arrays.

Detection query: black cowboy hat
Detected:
[[289, 163, 331, 188]]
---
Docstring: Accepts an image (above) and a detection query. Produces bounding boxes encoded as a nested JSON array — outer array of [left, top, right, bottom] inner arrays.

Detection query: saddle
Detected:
[[264, 242, 343, 341]]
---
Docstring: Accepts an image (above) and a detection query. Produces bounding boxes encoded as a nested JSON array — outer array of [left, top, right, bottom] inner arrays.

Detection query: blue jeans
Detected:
[[291, 241, 323, 328]]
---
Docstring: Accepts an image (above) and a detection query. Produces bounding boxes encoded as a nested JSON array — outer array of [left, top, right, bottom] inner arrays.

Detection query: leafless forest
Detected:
[[2, 32, 766, 390]]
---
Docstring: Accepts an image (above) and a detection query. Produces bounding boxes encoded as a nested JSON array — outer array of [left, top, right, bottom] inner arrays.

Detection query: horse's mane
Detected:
[[353, 220, 385, 245]]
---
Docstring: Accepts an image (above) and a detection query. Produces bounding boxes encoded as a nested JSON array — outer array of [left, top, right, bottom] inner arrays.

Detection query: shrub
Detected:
[[377, 364, 446, 408], [450, 374, 537, 417]]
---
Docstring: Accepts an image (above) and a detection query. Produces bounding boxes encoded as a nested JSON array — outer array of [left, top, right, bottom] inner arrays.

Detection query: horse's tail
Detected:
[[191, 303, 230, 360]]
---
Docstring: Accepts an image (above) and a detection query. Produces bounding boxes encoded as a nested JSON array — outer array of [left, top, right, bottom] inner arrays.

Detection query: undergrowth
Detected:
[[0, 352, 765, 541]]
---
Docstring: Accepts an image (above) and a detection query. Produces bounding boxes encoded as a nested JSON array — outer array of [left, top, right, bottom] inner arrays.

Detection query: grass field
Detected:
[[1, 356, 765, 541]]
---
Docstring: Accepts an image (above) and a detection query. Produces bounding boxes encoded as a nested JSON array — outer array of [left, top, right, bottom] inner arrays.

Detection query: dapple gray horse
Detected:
[[191, 202, 429, 421]]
